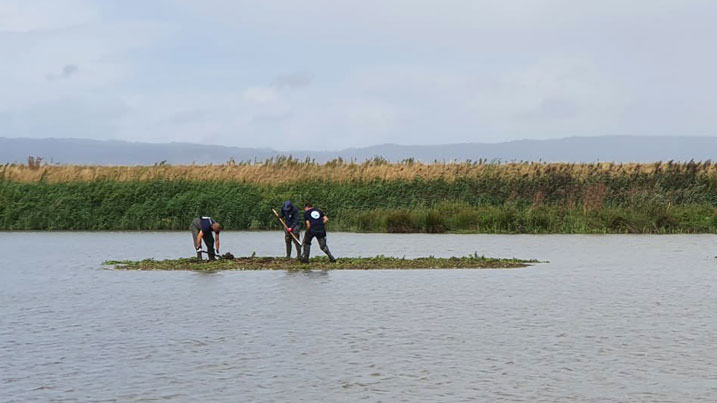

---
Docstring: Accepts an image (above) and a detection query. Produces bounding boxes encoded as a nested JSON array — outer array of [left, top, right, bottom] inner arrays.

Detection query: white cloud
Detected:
[[0, 5, 174, 130], [0, 0, 99, 32], [243, 87, 278, 104], [2, 0, 716, 149]]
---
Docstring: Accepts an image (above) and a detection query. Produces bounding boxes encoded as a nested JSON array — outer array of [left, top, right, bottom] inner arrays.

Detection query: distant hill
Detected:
[[1, 136, 715, 165], [0, 138, 276, 165]]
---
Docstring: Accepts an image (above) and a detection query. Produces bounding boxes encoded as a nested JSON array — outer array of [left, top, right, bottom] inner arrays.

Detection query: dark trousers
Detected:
[[301, 230, 335, 261], [190, 218, 215, 260], [284, 226, 301, 258]]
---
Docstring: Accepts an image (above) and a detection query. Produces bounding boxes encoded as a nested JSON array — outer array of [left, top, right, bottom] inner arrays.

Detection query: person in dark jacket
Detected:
[[189, 216, 221, 260], [280, 200, 302, 258], [300, 202, 336, 263]]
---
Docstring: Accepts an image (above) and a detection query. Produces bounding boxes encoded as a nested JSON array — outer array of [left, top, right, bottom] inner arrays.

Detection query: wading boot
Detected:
[[300, 244, 310, 263], [325, 251, 337, 262], [321, 245, 336, 262]]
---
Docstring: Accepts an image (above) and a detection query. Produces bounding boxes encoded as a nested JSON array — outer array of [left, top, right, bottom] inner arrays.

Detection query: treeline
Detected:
[[1, 160, 715, 233]]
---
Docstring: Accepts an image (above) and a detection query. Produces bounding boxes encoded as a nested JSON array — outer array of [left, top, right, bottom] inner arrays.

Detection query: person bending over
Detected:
[[189, 216, 221, 260], [300, 203, 336, 263], [280, 200, 302, 258]]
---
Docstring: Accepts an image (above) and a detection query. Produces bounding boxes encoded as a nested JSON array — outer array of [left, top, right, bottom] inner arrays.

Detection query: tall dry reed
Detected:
[[2, 159, 715, 184]]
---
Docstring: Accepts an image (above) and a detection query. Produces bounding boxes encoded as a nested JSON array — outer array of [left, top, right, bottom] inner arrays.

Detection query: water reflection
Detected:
[[1, 232, 716, 402]]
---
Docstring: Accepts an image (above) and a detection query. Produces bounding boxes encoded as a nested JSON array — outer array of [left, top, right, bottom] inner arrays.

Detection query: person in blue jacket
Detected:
[[189, 216, 222, 260], [280, 200, 302, 258], [300, 202, 336, 263]]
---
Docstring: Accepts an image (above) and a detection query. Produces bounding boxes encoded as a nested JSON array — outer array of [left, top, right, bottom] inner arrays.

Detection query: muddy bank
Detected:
[[106, 255, 537, 271]]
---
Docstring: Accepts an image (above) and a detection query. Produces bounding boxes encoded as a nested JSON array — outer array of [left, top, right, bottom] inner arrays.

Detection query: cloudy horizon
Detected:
[[1, 1, 716, 151]]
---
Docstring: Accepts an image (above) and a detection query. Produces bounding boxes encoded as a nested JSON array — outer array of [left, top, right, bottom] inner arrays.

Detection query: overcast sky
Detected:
[[1, 0, 716, 150]]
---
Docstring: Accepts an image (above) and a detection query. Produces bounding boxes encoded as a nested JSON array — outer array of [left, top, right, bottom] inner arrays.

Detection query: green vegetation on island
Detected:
[[105, 255, 537, 271], [2, 159, 716, 233]]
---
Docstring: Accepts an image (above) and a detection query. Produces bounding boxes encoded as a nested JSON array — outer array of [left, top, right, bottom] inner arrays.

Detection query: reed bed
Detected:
[[1, 159, 715, 232], [2, 158, 716, 184]]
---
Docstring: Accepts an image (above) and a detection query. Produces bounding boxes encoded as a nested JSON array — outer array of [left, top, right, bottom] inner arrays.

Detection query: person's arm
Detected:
[[323, 216, 329, 224], [288, 207, 300, 228], [196, 231, 204, 249], [288, 214, 299, 231], [305, 220, 311, 231], [215, 232, 220, 252]]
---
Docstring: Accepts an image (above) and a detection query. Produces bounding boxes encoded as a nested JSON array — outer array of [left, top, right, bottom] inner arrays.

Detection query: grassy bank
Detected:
[[341, 204, 717, 234], [106, 255, 536, 271], [2, 160, 715, 233]]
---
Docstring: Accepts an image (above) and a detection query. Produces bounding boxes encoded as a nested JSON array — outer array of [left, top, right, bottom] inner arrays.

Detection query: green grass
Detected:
[[1, 171, 715, 233], [337, 204, 717, 234], [105, 254, 538, 271]]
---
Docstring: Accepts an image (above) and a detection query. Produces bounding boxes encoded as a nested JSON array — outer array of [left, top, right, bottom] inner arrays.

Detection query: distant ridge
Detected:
[[1, 136, 715, 165]]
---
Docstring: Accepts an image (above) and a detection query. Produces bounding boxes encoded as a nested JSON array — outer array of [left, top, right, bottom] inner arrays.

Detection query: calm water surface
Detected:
[[1, 232, 716, 402]]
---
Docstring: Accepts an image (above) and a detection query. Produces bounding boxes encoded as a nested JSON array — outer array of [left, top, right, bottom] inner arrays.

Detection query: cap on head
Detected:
[[283, 200, 293, 209]]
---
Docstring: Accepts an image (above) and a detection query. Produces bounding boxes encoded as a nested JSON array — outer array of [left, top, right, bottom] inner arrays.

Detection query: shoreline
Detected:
[[106, 255, 538, 271], [3, 161, 715, 234]]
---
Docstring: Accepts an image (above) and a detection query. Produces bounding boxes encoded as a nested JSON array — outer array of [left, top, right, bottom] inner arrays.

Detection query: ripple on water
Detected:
[[1, 232, 716, 401]]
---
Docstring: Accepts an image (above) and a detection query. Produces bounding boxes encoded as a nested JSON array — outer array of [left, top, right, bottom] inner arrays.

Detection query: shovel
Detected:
[[272, 208, 302, 254]]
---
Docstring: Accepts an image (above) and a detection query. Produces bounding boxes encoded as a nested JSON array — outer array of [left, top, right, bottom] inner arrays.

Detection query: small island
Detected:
[[106, 254, 538, 271]]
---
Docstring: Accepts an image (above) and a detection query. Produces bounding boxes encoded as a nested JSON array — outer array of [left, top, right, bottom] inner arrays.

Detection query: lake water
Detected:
[[1, 232, 716, 402]]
